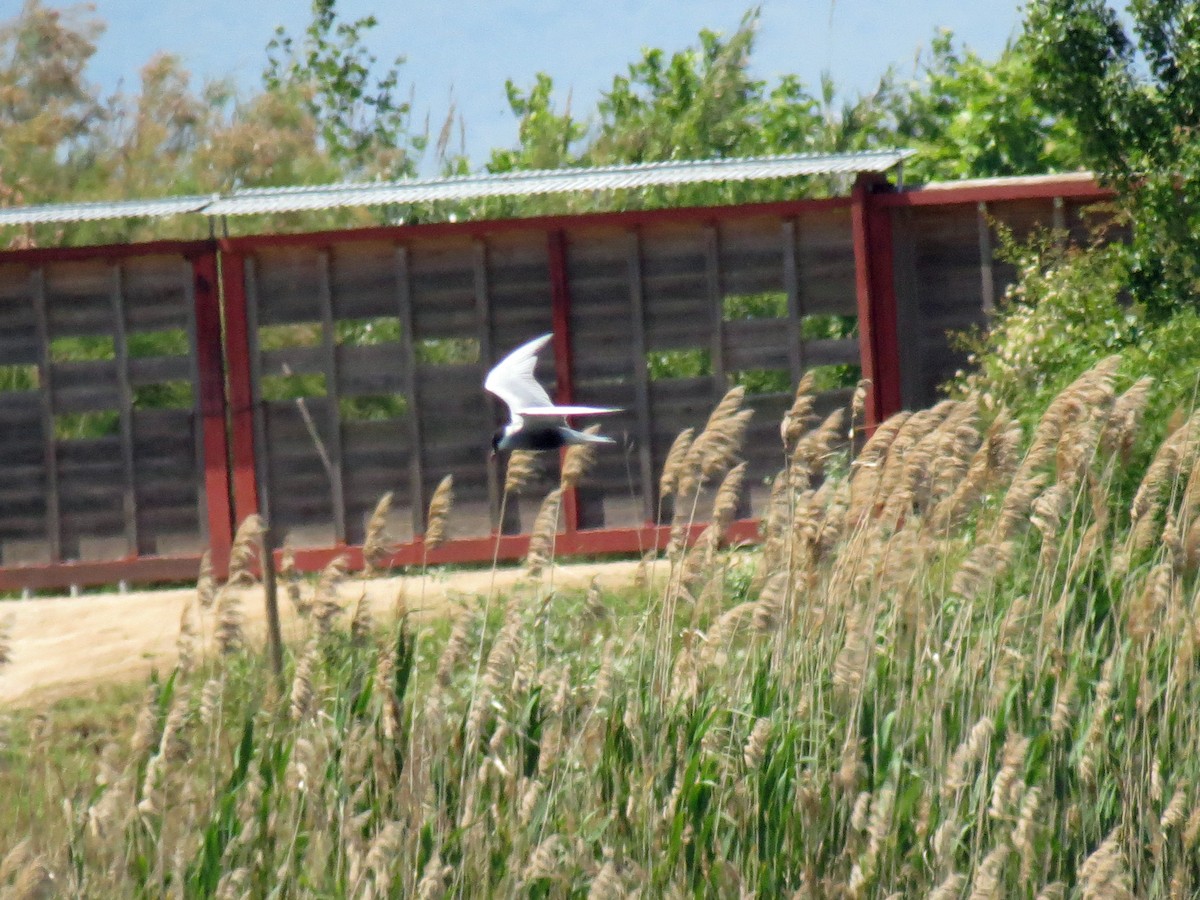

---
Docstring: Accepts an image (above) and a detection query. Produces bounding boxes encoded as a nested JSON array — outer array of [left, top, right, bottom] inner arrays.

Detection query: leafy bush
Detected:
[[951, 227, 1200, 476]]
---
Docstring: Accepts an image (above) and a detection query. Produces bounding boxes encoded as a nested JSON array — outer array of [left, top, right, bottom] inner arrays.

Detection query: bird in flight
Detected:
[[485, 333, 620, 454]]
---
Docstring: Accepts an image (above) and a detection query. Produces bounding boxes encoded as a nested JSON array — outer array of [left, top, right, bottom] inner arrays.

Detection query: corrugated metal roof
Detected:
[[0, 195, 211, 226], [207, 150, 915, 215], [0, 150, 914, 225]]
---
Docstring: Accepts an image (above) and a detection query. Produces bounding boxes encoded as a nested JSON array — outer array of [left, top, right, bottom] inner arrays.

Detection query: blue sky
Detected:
[[71, 1, 1025, 171]]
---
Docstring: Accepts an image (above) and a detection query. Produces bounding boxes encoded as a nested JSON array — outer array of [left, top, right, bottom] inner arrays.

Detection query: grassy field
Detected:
[[2, 358, 1199, 898]]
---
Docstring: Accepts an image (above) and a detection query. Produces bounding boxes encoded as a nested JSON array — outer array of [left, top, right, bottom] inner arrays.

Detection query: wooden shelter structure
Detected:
[[0, 155, 1114, 591]]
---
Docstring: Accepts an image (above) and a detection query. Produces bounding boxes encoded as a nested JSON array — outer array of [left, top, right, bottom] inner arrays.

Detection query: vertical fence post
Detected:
[[851, 173, 903, 429], [218, 249, 261, 531], [546, 230, 580, 534], [190, 250, 235, 574]]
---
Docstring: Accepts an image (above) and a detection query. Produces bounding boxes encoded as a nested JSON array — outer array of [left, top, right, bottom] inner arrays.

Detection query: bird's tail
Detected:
[[562, 427, 616, 445]]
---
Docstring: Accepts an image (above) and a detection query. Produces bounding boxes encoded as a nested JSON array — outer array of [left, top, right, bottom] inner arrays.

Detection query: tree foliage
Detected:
[[898, 30, 1082, 181], [0, 0, 1095, 245], [264, 0, 421, 180], [1026, 0, 1200, 317]]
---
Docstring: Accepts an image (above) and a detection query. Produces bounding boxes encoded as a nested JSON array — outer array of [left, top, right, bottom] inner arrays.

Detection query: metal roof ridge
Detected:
[[224, 149, 917, 199], [0, 149, 917, 225]]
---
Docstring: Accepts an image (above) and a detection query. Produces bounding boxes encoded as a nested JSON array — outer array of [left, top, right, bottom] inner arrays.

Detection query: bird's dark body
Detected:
[[494, 425, 571, 452]]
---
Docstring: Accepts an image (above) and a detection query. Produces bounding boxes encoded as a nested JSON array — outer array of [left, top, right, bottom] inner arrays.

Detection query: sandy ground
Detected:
[[0, 560, 643, 710]]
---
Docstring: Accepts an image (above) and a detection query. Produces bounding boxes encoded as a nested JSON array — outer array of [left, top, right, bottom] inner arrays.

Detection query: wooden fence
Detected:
[[0, 173, 1115, 591]]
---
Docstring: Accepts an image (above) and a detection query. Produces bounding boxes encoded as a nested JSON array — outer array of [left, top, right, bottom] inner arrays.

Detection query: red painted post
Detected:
[[218, 250, 261, 525], [546, 229, 580, 534], [191, 250, 234, 574], [851, 173, 903, 429]]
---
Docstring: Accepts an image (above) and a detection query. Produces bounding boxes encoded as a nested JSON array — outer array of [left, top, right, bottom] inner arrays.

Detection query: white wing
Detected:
[[520, 405, 621, 417], [484, 333, 625, 428], [484, 333, 556, 420]]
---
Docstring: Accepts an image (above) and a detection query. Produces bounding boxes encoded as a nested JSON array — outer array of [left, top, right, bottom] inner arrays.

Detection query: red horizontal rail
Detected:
[[218, 195, 852, 252], [284, 518, 762, 573], [878, 174, 1114, 207], [0, 555, 203, 593], [0, 520, 760, 593], [0, 238, 215, 265]]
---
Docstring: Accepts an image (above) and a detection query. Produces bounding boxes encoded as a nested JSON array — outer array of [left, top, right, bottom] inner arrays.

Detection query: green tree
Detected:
[[264, 0, 421, 180], [1026, 0, 1200, 317], [898, 30, 1082, 181], [0, 0, 106, 244]]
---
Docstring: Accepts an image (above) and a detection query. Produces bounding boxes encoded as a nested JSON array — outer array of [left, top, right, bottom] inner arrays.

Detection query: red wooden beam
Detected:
[[851, 174, 903, 429], [217, 196, 852, 254], [191, 252, 234, 574], [219, 252, 261, 525], [283, 518, 761, 573], [0, 238, 214, 266], [876, 174, 1113, 207], [0, 519, 762, 592], [0, 555, 203, 593], [546, 229, 581, 534]]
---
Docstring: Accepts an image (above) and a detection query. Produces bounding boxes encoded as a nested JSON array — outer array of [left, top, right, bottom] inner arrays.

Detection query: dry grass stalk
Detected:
[[214, 584, 244, 656], [1078, 656, 1116, 785], [350, 592, 374, 644], [0, 615, 12, 671], [196, 550, 216, 609], [561, 425, 602, 490], [176, 600, 197, 675], [742, 718, 771, 770], [504, 449, 538, 495], [952, 541, 1015, 600], [658, 427, 695, 500], [1078, 828, 1132, 900], [781, 371, 816, 450], [423, 475, 455, 550], [679, 387, 750, 495], [969, 844, 1009, 900], [791, 409, 845, 489], [988, 732, 1029, 818], [362, 492, 394, 574], [849, 377, 869, 437], [523, 835, 562, 884], [277, 547, 307, 618], [436, 608, 473, 688], [313, 555, 348, 636], [848, 412, 911, 522], [711, 461, 747, 533], [943, 717, 994, 799], [929, 873, 966, 900], [228, 514, 266, 585], [1102, 375, 1153, 460], [525, 488, 563, 577]]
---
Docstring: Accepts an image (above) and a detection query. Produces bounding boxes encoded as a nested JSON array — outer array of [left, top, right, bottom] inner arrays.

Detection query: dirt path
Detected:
[[0, 560, 642, 709]]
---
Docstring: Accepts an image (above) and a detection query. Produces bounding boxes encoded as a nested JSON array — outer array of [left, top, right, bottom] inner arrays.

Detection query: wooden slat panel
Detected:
[[260, 344, 325, 377], [705, 225, 726, 402], [126, 354, 192, 384], [243, 256, 273, 522], [110, 264, 139, 555], [330, 241, 400, 320], [470, 241, 499, 523], [338, 342, 405, 395], [625, 230, 655, 521], [782, 219, 805, 381], [44, 261, 112, 337], [30, 267, 60, 561], [394, 246, 426, 536], [724, 318, 791, 361], [254, 246, 323, 325], [803, 338, 860, 367], [314, 247, 348, 542]]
